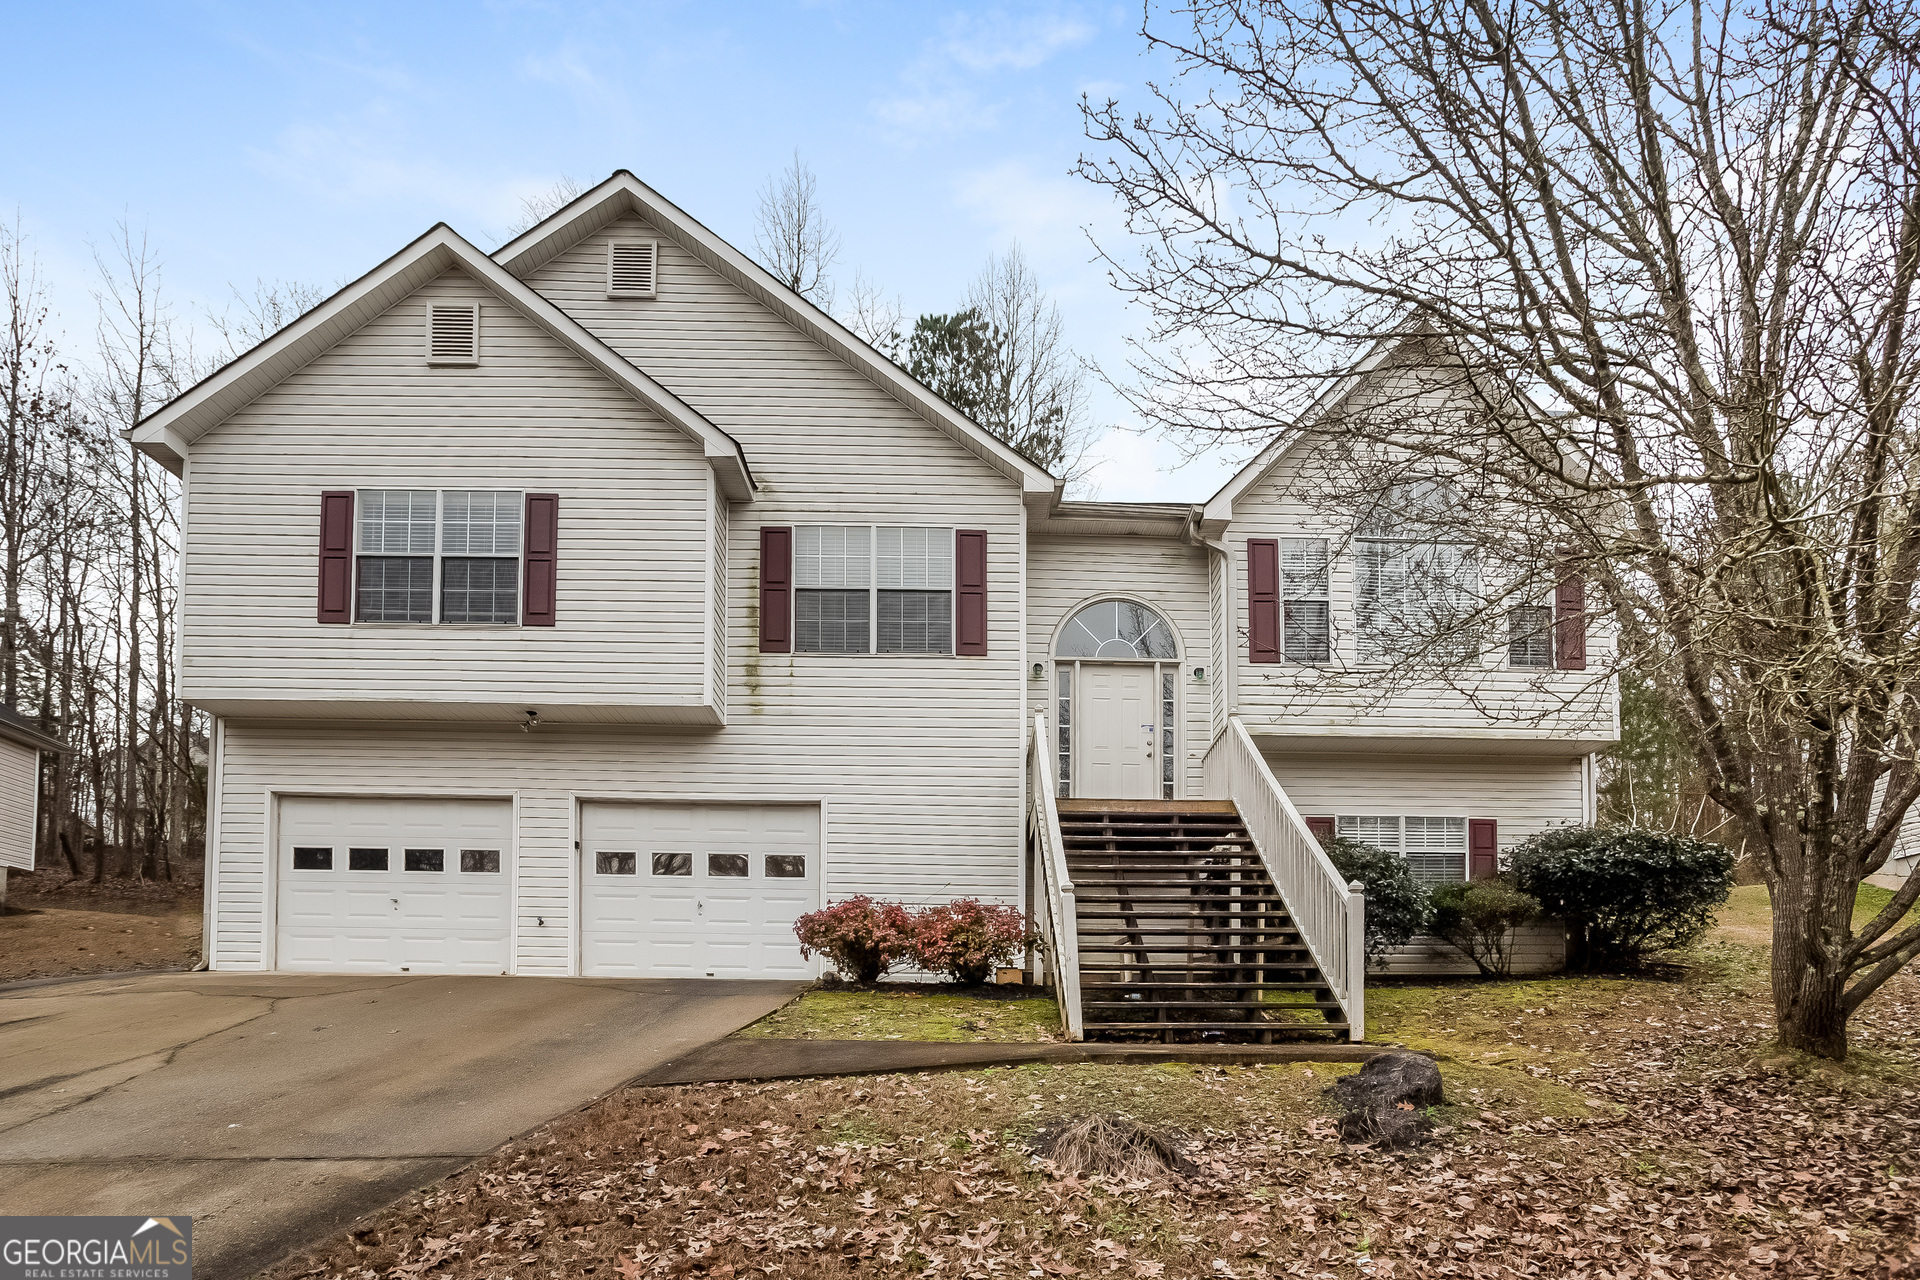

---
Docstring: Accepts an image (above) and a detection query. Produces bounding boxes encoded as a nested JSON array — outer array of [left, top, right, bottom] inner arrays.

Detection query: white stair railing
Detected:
[[1028, 711, 1083, 1042], [1202, 715, 1366, 1040]]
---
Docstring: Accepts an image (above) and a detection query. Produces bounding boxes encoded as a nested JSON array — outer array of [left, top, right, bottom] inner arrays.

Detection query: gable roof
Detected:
[[1199, 330, 1420, 533], [131, 224, 756, 501], [0, 705, 66, 754], [494, 171, 1059, 509]]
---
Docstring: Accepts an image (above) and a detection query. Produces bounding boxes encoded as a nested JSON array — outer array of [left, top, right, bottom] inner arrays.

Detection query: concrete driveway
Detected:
[[0, 971, 800, 1279]]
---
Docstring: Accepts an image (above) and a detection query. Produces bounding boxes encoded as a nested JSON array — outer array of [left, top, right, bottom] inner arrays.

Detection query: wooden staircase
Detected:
[[1059, 799, 1350, 1041]]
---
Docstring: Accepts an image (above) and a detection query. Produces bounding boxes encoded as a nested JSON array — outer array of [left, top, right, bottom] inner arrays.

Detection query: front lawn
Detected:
[[269, 898, 1920, 1280], [737, 987, 1063, 1043]]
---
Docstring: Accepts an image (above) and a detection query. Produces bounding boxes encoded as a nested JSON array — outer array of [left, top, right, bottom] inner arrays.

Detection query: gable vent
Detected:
[[607, 241, 658, 298], [427, 304, 480, 364]]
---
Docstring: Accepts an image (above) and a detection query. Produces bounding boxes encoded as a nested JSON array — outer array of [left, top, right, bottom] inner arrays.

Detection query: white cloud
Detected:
[[952, 158, 1111, 262], [942, 11, 1096, 72], [870, 6, 1098, 144]]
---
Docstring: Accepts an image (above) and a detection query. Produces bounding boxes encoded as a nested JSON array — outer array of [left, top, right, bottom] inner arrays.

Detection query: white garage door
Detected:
[[277, 795, 512, 974], [580, 802, 819, 979]]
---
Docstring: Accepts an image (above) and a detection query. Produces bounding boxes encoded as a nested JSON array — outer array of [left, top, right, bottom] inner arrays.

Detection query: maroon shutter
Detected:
[[1304, 815, 1336, 843], [955, 529, 988, 656], [1468, 818, 1499, 880], [1248, 538, 1280, 662], [1554, 568, 1587, 670], [317, 490, 354, 624], [759, 527, 792, 653], [522, 494, 558, 626]]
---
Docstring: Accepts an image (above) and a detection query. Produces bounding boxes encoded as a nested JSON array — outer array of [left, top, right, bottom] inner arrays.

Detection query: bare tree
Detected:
[[1079, 0, 1920, 1058], [0, 218, 68, 710], [840, 269, 906, 360], [965, 244, 1096, 482], [504, 176, 588, 240], [753, 152, 839, 305], [209, 278, 325, 360]]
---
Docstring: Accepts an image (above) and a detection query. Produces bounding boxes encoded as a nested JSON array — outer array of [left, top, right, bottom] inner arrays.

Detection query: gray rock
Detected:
[[1337, 1104, 1433, 1149], [1328, 1051, 1444, 1112]]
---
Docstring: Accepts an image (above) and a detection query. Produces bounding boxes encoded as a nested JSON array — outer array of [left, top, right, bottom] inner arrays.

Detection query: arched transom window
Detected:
[[1055, 599, 1178, 660]]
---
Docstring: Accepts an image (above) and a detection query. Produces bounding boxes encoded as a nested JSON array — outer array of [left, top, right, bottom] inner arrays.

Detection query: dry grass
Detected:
[[265, 896, 1920, 1280], [736, 988, 1062, 1043]]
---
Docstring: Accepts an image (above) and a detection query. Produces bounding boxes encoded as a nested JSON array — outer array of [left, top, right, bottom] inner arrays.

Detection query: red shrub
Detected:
[[793, 896, 914, 982], [909, 899, 1037, 986]]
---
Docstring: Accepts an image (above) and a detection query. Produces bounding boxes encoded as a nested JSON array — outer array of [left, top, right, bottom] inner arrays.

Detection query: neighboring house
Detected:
[[0, 705, 67, 908], [131, 172, 1616, 1029]]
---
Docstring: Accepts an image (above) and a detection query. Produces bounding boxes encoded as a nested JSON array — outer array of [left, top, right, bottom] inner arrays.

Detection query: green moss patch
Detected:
[[736, 986, 1064, 1042]]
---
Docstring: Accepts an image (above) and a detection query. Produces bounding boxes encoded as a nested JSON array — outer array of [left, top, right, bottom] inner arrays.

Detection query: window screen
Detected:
[[442, 557, 519, 624], [1336, 814, 1467, 885], [356, 490, 434, 625], [878, 590, 952, 653], [795, 525, 873, 653], [1281, 538, 1331, 663], [1508, 605, 1554, 668]]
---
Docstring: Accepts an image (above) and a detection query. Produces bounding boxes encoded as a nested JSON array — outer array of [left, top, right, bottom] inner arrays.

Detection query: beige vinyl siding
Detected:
[[1225, 436, 1616, 745], [0, 738, 38, 870], [1266, 749, 1581, 977], [1027, 536, 1213, 797], [179, 269, 713, 722], [207, 224, 1032, 972], [212, 711, 1026, 972], [1208, 546, 1231, 738], [710, 484, 729, 720], [1263, 749, 1586, 848]]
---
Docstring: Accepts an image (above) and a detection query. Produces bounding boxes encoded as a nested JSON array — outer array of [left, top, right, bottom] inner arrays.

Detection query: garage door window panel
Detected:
[[597, 851, 638, 875], [460, 849, 500, 873], [708, 853, 750, 877], [348, 848, 390, 871], [766, 855, 806, 878], [404, 849, 444, 872], [293, 847, 332, 870], [652, 851, 691, 876]]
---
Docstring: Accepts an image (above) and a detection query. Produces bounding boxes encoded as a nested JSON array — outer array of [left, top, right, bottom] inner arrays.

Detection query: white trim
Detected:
[[203, 717, 223, 969]]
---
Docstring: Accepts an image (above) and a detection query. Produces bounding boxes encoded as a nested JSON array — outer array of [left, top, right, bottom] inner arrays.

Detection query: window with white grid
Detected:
[[1281, 537, 1330, 663], [354, 489, 522, 625], [794, 526, 952, 655], [1336, 814, 1468, 885]]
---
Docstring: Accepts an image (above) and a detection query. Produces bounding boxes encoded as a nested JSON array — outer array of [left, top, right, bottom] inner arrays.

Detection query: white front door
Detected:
[[1078, 664, 1158, 799], [580, 801, 820, 979], [276, 795, 513, 974]]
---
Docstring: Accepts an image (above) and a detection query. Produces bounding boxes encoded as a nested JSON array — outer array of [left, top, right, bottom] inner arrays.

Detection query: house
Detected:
[[131, 172, 1616, 1037], [0, 705, 67, 908]]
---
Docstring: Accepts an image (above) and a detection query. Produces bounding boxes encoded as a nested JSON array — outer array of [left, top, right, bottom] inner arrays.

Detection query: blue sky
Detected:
[[2, 1, 1251, 500]]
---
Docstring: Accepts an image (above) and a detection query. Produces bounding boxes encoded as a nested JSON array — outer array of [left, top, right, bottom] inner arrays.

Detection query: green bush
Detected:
[[1318, 835, 1433, 965], [1430, 879, 1543, 977], [1509, 826, 1734, 967]]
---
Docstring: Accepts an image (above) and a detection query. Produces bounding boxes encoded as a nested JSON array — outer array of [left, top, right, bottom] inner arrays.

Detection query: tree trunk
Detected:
[[1768, 868, 1855, 1059]]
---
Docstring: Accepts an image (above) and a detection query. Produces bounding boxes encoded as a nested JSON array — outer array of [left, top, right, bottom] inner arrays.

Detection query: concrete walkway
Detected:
[[0, 971, 799, 1280], [637, 1036, 1395, 1086]]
